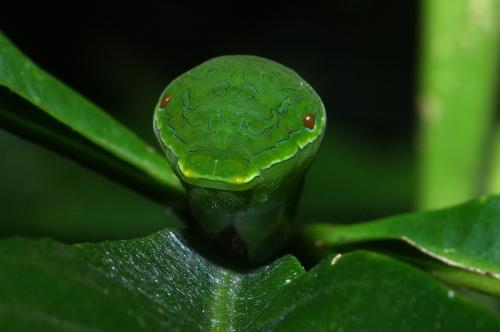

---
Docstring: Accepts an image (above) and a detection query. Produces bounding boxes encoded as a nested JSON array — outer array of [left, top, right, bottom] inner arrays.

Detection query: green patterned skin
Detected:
[[154, 55, 326, 262]]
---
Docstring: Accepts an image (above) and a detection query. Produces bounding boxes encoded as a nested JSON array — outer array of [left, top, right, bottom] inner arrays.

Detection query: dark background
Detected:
[[1, 1, 419, 241]]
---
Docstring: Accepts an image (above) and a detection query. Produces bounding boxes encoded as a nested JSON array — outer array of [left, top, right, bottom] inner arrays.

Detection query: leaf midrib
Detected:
[[210, 270, 239, 332]]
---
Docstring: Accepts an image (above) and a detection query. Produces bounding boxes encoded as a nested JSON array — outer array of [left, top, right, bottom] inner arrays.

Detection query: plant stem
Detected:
[[489, 127, 500, 193], [417, 0, 500, 209]]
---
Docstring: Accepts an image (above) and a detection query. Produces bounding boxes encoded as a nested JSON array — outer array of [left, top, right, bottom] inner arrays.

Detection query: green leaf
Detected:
[[301, 196, 500, 282], [0, 32, 184, 201], [417, 0, 500, 209], [0, 229, 498, 331]]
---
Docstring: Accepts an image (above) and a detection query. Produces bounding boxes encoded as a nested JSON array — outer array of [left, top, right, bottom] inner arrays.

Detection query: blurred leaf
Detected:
[[0, 129, 183, 242], [0, 32, 184, 202], [302, 196, 500, 285], [417, 0, 500, 209], [0, 229, 499, 331]]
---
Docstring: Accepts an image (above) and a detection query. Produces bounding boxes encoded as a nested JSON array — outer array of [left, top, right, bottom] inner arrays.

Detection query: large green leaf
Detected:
[[0, 32, 183, 201], [301, 196, 500, 281], [0, 229, 498, 331]]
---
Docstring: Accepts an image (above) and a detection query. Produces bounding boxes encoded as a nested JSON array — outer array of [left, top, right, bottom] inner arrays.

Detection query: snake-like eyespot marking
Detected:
[[159, 94, 171, 108], [303, 113, 315, 129]]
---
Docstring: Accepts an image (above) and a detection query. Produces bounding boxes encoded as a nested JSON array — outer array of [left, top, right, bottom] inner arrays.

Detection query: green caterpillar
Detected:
[[154, 55, 326, 262]]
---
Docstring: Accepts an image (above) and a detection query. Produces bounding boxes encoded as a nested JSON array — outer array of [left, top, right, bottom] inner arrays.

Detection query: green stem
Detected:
[[418, 0, 500, 209], [428, 266, 500, 297], [394, 255, 500, 297], [300, 222, 395, 248], [489, 127, 500, 193]]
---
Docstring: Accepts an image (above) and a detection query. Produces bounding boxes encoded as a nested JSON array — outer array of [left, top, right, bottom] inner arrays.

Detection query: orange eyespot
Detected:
[[303, 113, 315, 129], [160, 94, 171, 108]]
